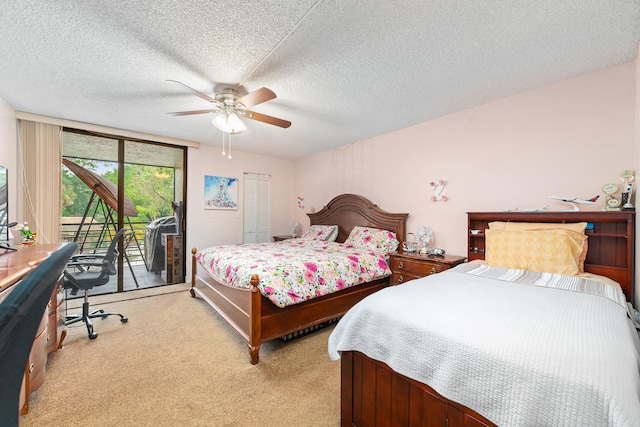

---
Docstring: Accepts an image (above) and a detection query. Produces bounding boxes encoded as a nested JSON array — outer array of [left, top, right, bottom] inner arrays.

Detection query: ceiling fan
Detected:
[[167, 80, 291, 134]]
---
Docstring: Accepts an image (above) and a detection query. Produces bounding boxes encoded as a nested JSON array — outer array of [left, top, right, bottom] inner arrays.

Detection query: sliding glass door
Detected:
[[61, 129, 187, 294]]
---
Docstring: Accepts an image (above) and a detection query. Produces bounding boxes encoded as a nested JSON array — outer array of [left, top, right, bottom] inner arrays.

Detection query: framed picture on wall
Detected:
[[204, 175, 238, 210]]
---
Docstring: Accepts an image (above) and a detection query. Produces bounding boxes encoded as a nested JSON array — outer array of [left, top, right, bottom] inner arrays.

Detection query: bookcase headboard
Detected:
[[467, 211, 636, 302]]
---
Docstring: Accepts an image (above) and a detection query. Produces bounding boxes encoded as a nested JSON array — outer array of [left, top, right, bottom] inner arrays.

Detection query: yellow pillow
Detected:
[[488, 221, 587, 233], [485, 229, 587, 275], [487, 221, 588, 272]]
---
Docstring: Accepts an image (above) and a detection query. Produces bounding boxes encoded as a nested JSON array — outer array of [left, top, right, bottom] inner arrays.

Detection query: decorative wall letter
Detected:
[[430, 180, 448, 202]]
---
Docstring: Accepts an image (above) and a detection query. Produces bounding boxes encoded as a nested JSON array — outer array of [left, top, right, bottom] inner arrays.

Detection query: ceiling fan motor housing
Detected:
[[215, 89, 243, 108]]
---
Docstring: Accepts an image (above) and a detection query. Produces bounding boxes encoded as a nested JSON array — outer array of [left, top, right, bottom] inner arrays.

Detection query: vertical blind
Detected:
[[18, 120, 62, 244]]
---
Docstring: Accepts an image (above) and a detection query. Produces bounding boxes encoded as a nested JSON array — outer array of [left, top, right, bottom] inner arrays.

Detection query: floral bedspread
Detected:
[[195, 239, 392, 308]]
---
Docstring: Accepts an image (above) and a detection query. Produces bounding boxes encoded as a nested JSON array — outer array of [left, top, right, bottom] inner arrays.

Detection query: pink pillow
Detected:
[[344, 226, 399, 256]]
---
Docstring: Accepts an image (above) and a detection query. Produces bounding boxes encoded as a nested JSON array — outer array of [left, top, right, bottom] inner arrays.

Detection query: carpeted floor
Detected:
[[22, 284, 341, 426]]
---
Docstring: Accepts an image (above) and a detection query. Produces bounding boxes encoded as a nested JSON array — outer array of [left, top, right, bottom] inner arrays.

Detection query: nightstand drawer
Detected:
[[389, 252, 466, 286], [391, 258, 445, 276], [392, 271, 428, 285]]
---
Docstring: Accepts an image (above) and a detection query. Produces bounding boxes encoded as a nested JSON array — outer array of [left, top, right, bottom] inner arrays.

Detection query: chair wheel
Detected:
[[121, 317, 128, 323], [89, 333, 98, 339]]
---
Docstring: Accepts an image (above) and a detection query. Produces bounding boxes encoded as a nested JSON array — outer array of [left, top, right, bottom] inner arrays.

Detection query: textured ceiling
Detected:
[[0, 1, 638, 160]]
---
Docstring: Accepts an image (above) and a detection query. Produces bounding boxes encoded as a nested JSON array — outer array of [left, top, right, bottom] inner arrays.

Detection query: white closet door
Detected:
[[243, 173, 271, 243]]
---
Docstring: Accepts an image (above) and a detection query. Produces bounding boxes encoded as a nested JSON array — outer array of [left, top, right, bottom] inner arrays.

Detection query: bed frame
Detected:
[[340, 210, 636, 427], [190, 193, 408, 364]]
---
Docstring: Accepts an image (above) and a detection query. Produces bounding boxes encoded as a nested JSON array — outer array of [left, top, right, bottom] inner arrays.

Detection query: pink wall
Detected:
[[293, 61, 637, 262], [186, 143, 295, 255]]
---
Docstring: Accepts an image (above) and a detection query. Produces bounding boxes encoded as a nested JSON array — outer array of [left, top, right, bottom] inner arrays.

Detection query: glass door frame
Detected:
[[62, 128, 188, 292]]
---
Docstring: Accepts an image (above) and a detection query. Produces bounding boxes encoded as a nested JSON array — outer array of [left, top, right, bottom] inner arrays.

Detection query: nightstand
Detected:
[[273, 235, 295, 242], [389, 252, 466, 285]]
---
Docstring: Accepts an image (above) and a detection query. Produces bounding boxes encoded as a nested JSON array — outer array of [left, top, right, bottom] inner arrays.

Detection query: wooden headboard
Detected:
[[308, 194, 408, 245], [468, 211, 636, 302]]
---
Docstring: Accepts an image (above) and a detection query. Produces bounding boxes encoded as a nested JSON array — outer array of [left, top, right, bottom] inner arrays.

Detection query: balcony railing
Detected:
[[60, 218, 149, 266]]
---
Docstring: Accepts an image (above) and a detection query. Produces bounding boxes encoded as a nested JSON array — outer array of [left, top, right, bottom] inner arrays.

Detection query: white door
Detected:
[[243, 173, 271, 243]]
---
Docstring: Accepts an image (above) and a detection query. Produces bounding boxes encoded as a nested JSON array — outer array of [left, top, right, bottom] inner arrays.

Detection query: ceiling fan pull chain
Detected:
[[221, 132, 226, 157], [228, 133, 232, 160]]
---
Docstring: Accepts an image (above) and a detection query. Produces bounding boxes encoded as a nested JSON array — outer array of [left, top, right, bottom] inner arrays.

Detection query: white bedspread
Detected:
[[328, 264, 640, 426]]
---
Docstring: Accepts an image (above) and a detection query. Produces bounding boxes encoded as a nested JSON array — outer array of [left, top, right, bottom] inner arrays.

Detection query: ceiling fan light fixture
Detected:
[[212, 113, 227, 129], [227, 112, 246, 132], [212, 111, 247, 134]]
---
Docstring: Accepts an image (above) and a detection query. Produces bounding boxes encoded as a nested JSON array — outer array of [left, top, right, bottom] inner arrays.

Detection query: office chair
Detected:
[[64, 228, 130, 339], [0, 242, 77, 427]]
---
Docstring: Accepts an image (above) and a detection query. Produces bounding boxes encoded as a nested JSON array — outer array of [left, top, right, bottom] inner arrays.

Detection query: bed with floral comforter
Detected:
[[196, 239, 392, 308], [190, 193, 408, 364]]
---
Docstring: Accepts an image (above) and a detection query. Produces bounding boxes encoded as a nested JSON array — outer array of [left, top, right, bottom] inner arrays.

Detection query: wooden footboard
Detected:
[[191, 248, 390, 364], [341, 351, 496, 427], [191, 247, 262, 363]]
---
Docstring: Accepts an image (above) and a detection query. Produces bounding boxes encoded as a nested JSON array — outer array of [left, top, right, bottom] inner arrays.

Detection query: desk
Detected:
[[0, 243, 66, 415]]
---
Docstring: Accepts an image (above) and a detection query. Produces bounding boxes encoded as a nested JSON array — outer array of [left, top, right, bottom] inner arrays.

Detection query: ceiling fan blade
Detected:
[[166, 79, 220, 105], [167, 109, 221, 116], [244, 110, 291, 128], [236, 87, 276, 108]]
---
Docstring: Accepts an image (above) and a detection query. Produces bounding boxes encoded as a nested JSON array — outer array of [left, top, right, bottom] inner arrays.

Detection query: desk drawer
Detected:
[[29, 322, 48, 392], [47, 283, 66, 352]]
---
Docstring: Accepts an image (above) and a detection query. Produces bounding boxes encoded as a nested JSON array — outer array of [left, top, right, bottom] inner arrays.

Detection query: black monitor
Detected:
[[0, 165, 7, 243], [0, 165, 16, 252]]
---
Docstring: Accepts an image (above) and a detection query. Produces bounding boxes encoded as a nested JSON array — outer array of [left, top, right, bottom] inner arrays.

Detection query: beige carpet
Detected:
[[22, 284, 341, 426]]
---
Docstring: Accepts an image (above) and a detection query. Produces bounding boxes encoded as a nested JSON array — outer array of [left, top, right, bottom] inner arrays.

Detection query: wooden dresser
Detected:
[[0, 243, 67, 415], [389, 251, 466, 285]]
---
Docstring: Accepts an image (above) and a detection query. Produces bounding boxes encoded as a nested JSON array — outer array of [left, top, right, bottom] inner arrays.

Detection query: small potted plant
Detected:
[[16, 222, 37, 245]]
